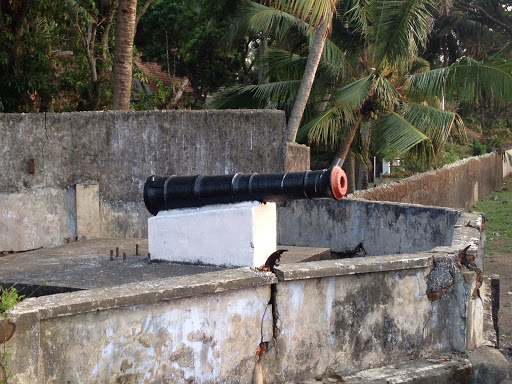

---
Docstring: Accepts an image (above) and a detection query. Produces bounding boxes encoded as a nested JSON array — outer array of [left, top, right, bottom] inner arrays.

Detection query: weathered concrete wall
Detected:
[[6, 269, 276, 383], [353, 154, 503, 209], [3, 211, 487, 383], [0, 187, 76, 252], [503, 147, 512, 178], [277, 198, 460, 254], [0, 110, 311, 251]]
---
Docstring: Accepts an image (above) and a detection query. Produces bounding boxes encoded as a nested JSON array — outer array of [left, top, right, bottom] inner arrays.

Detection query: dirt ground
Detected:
[[481, 174, 512, 366], [485, 250, 512, 364]]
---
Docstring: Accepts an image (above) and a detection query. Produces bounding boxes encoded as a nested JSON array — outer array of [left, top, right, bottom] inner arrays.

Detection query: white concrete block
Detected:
[[148, 202, 277, 268]]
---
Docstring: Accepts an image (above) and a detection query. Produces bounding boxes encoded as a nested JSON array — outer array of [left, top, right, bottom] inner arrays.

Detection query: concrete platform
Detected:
[[0, 239, 331, 294]]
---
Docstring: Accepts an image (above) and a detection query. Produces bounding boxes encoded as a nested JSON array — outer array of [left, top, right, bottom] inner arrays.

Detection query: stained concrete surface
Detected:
[[0, 239, 224, 291], [0, 239, 330, 292], [304, 353, 472, 383]]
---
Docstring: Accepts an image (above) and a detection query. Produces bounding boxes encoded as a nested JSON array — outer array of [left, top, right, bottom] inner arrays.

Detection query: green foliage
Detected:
[[0, 286, 22, 319], [438, 142, 471, 165], [473, 175, 512, 255], [135, 0, 246, 106], [131, 69, 174, 110], [471, 140, 486, 156], [387, 141, 472, 176], [1, 286, 23, 383], [0, 0, 117, 112]]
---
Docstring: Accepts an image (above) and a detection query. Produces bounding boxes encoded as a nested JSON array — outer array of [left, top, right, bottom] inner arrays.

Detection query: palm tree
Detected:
[[218, 0, 337, 141], [210, 0, 512, 182], [113, 0, 138, 110]]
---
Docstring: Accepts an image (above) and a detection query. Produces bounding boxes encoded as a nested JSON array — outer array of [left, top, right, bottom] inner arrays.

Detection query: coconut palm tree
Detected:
[[210, 0, 512, 179], [215, 0, 337, 141], [113, 0, 138, 110]]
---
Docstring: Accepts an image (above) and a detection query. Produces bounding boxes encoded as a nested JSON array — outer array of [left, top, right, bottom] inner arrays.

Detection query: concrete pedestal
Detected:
[[148, 202, 277, 267]]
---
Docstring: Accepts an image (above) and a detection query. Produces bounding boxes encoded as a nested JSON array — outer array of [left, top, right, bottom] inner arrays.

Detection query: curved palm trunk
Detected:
[[113, 0, 138, 110], [344, 151, 356, 195], [331, 115, 363, 167], [286, 17, 329, 142]]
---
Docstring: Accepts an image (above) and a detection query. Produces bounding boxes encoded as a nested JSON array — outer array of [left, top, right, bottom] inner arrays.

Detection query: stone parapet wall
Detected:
[[503, 148, 512, 178], [278, 198, 460, 254], [352, 153, 503, 209], [4, 212, 487, 383], [0, 110, 289, 196], [0, 110, 310, 251]]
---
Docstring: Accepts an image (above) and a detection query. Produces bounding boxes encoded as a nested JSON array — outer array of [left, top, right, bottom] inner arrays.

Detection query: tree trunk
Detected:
[[286, 17, 329, 142], [257, 32, 268, 84], [331, 115, 363, 167], [113, 0, 138, 110], [343, 152, 356, 195]]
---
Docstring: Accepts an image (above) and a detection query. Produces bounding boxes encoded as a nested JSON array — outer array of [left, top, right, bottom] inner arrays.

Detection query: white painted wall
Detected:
[[503, 148, 512, 178]]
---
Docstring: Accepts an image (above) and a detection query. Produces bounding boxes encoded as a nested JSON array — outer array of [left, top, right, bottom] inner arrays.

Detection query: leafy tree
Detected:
[[135, 0, 248, 106], [0, 0, 59, 112], [0, 0, 155, 112], [454, 0, 512, 42]]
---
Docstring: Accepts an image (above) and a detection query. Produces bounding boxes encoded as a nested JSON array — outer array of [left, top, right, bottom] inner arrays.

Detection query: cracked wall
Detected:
[[3, 211, 487, 383]]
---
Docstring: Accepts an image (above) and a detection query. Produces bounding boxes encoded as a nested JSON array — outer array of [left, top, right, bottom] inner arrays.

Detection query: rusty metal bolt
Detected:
[[28, 158, 35, 174], [110, 250, 114, 261], [123, 252, 127, 263], [148, 253, 151, 264], [136, 244, 139, 256], [116, 247, 119, 258], [0, 320, 15, 343]]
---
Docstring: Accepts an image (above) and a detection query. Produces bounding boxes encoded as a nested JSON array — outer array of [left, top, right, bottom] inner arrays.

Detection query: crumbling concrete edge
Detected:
[[8, 268, 277, 321], [274, 253, 433, 281]]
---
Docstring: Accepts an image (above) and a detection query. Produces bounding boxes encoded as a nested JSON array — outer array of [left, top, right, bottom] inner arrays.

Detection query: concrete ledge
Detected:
[[468, 346, 512, 384], [273, 253, 433, 281], [304, 353, 472, 383], [9, 268, 276, 321]]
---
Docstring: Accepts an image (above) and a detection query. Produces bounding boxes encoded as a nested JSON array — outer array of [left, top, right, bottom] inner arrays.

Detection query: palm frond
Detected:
[[241, 0, 301, 40], [373, 74, 401, 107], [297, 103, 356, 148], [320, 36, 345, 79], [372, 111, 428, 160], [401, 102, 463, 151], [368, 0, 434, 69], [266, 47, 308, 80], [407, 56, 512, 105], [270, 0, 337, 30], [330, 74, 373, 110], [405, 66, 448, 100], [207, 80, 302, 109]]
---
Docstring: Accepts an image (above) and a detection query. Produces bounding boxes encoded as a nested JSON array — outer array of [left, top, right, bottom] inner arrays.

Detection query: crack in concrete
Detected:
[[42, 113, 49, 188]]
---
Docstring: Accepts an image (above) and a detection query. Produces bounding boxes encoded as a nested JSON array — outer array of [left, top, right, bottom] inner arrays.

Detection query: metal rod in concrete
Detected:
[[110, 250, 114, 261], [123, 253, 127, 263]]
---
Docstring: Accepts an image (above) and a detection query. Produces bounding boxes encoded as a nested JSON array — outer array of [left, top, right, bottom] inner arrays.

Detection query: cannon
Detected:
[[144, 166, 347, 215]]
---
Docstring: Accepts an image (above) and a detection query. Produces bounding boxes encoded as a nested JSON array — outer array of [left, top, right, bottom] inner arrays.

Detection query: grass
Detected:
[[472, 175, 512, 255]]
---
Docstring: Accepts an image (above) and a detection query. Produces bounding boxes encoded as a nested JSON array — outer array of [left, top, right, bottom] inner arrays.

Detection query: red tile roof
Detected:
[[134, 59, 193, 93]]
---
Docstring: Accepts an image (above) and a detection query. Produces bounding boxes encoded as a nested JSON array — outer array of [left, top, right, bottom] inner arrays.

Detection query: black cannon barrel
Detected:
[[143, 166, 347, 215]]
